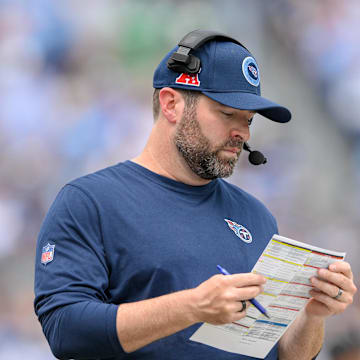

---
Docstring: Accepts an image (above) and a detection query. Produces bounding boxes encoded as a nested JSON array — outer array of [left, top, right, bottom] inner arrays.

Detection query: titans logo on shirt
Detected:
[[224, 219, 253, 243]]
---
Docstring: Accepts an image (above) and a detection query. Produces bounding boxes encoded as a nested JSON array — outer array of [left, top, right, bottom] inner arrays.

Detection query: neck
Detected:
[[132, 120, 211, 186]]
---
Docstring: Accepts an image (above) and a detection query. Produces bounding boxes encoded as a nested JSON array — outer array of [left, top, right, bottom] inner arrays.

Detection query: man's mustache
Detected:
[[220, 139, 244, 151]]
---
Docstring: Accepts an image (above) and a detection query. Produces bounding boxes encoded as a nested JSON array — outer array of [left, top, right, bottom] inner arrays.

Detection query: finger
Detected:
[[225, 273, 266, 287], [221, 299, 248, 317], [309, 289, 348, 313], [233, 285, 264, 300], [234, 300, 248, 313], [329, 261, 353, 280], [231, 302, 250, 322], [317, 268, 356, 294], [231, 310, 248, 323], [310, 277, 349, 302]]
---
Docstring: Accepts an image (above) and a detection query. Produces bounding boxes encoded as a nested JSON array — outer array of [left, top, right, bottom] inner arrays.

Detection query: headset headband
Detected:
[[167, 29, 248, 74]]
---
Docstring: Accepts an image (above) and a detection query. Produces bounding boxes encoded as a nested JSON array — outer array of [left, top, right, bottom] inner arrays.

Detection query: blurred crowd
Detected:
[[266, 0, 360, 212], [0, 1, 359, 359]]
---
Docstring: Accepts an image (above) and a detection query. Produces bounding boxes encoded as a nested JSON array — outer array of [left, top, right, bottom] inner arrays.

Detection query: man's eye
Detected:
[[221, 111, 233, 117]]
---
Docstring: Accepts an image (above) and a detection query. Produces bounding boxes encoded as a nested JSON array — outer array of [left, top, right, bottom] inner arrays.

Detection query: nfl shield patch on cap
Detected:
[[41, 243, 55, 265]]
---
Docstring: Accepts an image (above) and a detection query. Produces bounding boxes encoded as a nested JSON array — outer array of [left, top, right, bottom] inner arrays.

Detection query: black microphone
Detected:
[[243, 142, 267, 165]]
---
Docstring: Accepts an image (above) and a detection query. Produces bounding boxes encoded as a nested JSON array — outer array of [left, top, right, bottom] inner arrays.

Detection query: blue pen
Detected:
[[216, 265, 270, 319]]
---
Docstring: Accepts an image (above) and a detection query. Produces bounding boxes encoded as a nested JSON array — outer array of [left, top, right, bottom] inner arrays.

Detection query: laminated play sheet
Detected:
[[190, 234, 345, 359]]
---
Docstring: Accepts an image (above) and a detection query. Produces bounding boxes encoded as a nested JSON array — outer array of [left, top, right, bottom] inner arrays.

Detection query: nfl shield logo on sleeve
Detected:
[[41, 243, 55, 265]]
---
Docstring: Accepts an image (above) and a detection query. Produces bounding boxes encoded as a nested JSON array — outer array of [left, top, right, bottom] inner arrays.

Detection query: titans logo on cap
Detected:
[[242, 56, 260, 87]]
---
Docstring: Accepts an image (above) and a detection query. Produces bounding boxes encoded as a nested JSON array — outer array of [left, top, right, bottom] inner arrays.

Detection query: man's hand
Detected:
[[307, 261, 357, 319], [191, 273, 266, 325], [279, 261, 356, 359]]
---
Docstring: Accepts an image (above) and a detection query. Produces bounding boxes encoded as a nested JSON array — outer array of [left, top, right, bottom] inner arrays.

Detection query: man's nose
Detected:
[[230, 124, 250, 142]]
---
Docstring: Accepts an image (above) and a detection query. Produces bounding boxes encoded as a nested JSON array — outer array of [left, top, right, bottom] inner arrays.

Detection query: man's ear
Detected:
[[158, 87, 184, 124]]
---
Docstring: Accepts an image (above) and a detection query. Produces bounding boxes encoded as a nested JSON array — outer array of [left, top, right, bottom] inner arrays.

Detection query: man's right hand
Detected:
[[190, 273, 266, 325]]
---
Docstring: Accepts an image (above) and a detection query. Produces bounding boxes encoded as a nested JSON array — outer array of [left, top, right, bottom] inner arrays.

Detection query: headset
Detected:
[[167, 30, 267, 166]]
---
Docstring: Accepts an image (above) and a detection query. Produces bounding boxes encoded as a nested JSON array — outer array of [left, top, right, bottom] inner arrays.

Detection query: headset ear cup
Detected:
[[167, 54, 201, 74], [185, 54, 201, 73], [167, 58, 186, 73]]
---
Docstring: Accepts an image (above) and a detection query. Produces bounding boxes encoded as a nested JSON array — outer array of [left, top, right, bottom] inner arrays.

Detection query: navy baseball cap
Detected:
[[153, 40, 291, 123]]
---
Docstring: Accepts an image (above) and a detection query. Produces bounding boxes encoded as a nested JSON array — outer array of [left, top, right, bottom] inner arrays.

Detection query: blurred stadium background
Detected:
[[0, 1, 359, 359]]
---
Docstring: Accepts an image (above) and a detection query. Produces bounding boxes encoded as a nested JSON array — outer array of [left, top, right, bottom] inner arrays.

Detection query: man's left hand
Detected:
[[307, 261, 357, 318]]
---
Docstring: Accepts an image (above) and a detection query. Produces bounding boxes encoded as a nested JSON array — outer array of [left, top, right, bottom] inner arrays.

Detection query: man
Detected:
[[34, 31, 357, 359]]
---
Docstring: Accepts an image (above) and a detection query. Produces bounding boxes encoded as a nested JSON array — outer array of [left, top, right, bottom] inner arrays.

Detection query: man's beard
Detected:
[[174, 106, 243, 180]]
